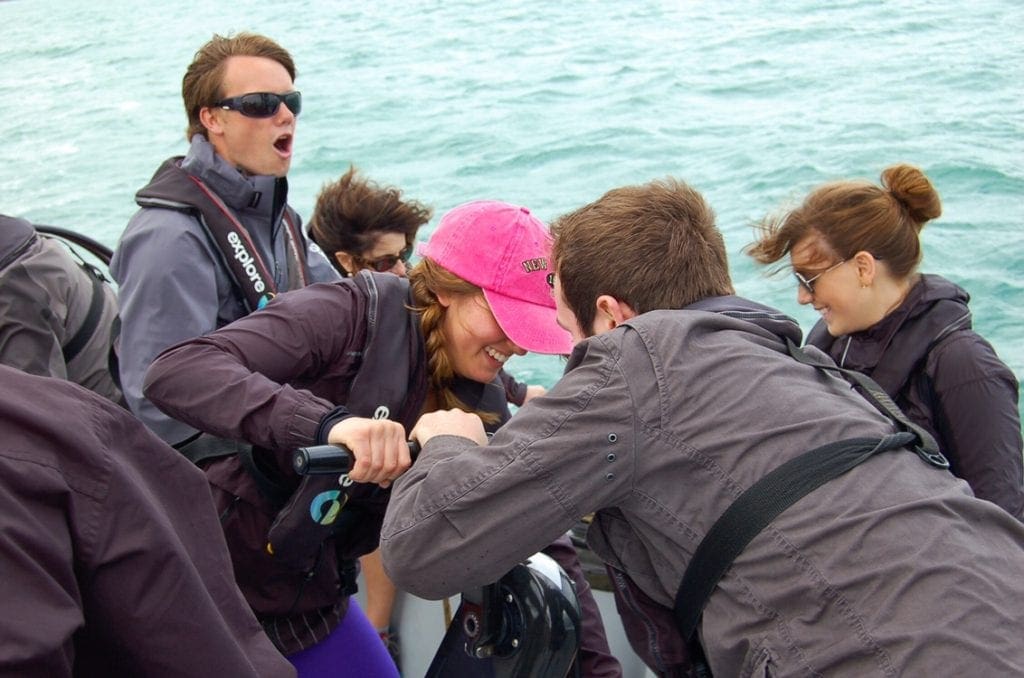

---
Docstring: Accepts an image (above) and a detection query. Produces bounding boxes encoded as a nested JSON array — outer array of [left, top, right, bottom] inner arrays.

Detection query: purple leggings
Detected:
[[287, 599, 399, 677]]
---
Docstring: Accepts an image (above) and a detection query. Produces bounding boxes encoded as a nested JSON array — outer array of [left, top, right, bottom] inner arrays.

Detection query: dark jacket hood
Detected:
[[807, 274, 972, 394], [566, 295, 804, 371], [174, 135, 288, 217]]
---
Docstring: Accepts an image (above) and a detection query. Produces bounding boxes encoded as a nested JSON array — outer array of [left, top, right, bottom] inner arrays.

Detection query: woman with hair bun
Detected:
[[747, 163, 1023, 519]]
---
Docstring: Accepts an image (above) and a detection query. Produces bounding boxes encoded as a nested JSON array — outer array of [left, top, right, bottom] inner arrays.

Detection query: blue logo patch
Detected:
[[309, 490, 345, 525]]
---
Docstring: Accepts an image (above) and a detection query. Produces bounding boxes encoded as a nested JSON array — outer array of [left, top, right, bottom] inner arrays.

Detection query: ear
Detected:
[[199, 106, 225, 137], [852, 251, 878, 287], [434, 289, 453, 308], [334, 251, 358, 276], [591, 295, 637, 335]]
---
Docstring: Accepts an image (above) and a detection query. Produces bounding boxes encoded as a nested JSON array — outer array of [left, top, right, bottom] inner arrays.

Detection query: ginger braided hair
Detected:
[[408, 258, 500, 424]]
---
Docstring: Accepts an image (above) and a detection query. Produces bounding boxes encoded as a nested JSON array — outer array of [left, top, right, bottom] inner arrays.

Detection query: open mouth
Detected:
[[484, 346, 510, 364], [274, 134, 293, 155]]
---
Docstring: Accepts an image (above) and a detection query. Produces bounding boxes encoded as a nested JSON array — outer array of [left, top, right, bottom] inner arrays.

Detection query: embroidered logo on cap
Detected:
[[521, 257, 548, 273]]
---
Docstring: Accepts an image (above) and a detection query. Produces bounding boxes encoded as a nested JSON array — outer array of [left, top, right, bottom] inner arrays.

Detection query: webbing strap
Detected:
[[670, 339, 953, 675], [786, 338, 947, 468], [673, 432, 915, 644], [62, 266, 106, 364]]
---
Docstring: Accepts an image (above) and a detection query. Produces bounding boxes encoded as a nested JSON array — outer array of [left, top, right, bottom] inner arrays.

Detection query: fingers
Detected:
[[523, 384, 547, 403], [327, 417, 412, 486], [411, 408, 488, 446]]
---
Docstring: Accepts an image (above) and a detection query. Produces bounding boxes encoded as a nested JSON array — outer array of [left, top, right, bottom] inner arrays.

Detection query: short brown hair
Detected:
[[181, 32, 296, 141], [746, 163, 942, 278], [552, 177, 733, 335], [308, 166, 433, 277]]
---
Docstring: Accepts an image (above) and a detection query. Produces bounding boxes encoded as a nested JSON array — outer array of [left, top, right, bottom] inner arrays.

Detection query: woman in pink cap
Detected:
[[306, 171, 554, 668], [143, 200, 621, 677]]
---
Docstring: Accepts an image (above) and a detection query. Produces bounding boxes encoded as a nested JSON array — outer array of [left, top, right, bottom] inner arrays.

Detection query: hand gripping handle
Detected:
[[293, 440, 422, 475]]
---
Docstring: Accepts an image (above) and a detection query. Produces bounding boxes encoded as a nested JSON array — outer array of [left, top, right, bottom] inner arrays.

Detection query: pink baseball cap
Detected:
[[418, 200, 574, 355]]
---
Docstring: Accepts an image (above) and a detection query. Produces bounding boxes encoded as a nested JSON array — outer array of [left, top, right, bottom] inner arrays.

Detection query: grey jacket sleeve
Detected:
[[381, 337, 637, 599], [0, 262, 67, 379], [111, 208, 226, 444], [306, 239, 342, 284]]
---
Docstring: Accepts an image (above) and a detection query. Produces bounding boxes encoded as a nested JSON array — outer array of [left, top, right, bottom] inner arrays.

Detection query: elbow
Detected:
[[142, 342, 191, 408], [142, 352, 170, 400], [379, 536, 462, 600]]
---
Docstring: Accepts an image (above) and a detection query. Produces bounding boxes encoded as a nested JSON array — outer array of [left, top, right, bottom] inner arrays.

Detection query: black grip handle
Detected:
[[293, 440, 422, 476], [293, 445, 354, 475]]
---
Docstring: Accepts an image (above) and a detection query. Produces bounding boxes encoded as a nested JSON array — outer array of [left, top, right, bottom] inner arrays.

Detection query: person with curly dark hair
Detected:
[[308, 166, 431, 279]]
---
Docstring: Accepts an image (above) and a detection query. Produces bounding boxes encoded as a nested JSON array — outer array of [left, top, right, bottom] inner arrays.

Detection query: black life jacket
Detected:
[[264, 271, 427, 570], [135, 158, 311, 313]]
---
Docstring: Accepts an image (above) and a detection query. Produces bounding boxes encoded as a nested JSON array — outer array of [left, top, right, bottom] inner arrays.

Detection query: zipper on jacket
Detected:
[[611, 568, 669, 672]]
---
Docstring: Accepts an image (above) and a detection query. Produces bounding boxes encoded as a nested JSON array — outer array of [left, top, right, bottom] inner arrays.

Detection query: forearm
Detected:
[[144, 337, 332, 451], [381, 434, 579, 599]]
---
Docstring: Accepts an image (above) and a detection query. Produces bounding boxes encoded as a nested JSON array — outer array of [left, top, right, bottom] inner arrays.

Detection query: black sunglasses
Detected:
[[793, 259, 846, 295], [214, 91, 302, 118], [354, 247, 412, 273]]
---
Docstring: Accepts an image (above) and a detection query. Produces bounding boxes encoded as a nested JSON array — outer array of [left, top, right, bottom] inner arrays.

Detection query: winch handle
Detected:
[[293, 440, 422, 475]]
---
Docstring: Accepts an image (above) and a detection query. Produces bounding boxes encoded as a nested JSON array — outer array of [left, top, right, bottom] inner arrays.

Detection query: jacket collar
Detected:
[[685, 294, 805, 346], [180, 135, 287, 219], [807, 274, 972, 392]]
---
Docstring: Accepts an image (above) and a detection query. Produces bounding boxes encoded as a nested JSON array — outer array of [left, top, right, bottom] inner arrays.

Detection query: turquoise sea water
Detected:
[[2, 0, 1022, 412]]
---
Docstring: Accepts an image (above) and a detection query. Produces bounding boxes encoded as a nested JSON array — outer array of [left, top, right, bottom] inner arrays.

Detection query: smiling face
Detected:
[[439, 291, 526, 383], [790, 234, 871, 337], [201, 55, 296, 177]]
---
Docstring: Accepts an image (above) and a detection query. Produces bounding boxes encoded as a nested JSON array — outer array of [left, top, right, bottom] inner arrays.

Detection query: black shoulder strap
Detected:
[[36, 232, 115, 366], [785, 338, 947, 468], [673, 341, 951, 673], [136, 159, 311, 314], [61, 267, 106, 364], [673, 432, 914, 645]]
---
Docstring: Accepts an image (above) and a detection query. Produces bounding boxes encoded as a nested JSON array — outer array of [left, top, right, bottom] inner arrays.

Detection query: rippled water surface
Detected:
[[2, 0, 1021, 404]]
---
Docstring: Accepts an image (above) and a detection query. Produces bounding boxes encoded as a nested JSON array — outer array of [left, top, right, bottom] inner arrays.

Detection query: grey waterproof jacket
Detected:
[[0, 215, 121, 403], [111, 136, 338, 444], [382, 296, 1024, 677]]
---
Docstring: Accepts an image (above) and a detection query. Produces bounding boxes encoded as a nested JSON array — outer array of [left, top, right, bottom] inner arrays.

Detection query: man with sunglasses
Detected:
[[111, 32, 338, 447]]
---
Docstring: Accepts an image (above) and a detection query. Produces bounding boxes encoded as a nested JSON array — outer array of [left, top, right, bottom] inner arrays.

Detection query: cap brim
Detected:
[[483, 288, 575, 355]]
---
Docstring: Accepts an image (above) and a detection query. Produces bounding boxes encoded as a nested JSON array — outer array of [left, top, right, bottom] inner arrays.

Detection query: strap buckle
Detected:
[[913, 445, 950, 469]]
